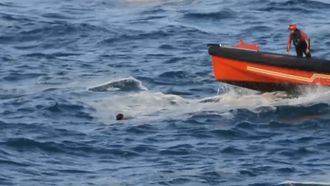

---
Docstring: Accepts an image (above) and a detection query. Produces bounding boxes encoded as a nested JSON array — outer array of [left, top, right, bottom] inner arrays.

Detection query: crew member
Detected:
[[287, 24, 311, 58]]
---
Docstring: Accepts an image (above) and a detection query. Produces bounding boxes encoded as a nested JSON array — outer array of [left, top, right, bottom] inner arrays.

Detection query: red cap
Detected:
[[288, 24, 297, 31]]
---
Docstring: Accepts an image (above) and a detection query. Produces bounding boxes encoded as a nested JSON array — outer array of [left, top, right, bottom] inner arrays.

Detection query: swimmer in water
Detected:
[[116, 113, 124, 120]]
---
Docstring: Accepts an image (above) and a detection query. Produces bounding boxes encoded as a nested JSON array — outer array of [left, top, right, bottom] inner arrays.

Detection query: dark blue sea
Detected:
[[2, 0, 330, 185]]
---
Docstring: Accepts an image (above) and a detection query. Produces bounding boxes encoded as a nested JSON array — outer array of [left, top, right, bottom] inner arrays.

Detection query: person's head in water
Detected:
[[116, 113, 124, 120]]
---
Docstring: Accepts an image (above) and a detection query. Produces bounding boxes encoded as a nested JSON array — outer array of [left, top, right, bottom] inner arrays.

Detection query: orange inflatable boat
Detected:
[[208, 40, 330, 92]]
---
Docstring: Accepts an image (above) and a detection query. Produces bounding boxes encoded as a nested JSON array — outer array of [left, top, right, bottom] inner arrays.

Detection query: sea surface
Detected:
[[1, 0, 330, 185]]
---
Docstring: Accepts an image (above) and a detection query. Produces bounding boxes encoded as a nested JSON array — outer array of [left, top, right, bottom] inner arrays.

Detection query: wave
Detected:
[[159, 71, 190, 79], [41, 100, 94, 121], [0, 22, 115, 45], [0, 2, 21, 8], [279, 181, 330, 186], [159, 144, 194, 156], [243, 25, 272, 33], [21, 52, 81, 59], [88, 77, 148, 92], [41, 12, 74, 20], [141, 7, 166, 15], [155, 70, 195, 86], [0, 13, 33, 22], [99, 25, 208, 45], [4, 138, 65, 153], [257, 0, 330, 12], [3, 137, 139, 158], [3, 72, 46, 81], [158, 44, 178, 50], [182, 9, 237, 20]]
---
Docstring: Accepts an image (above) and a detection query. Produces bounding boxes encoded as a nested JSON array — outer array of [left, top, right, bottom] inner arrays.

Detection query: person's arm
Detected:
[[287, 34, 292, 53], [301, 31, 310, 49]]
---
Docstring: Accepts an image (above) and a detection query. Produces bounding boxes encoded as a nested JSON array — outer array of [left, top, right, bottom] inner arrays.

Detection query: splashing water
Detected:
[[88, 77, 148, 92], [88, 78, 330, 124]]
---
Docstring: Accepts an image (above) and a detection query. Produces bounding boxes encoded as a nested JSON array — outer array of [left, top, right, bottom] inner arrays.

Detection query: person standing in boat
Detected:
[[287, 24, 312, 58]]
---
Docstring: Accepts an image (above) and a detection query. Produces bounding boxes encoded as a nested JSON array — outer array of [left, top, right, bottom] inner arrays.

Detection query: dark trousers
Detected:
[[296, 41, 311, 58]]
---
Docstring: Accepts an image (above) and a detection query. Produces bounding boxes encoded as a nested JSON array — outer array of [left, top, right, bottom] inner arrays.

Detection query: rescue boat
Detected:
[[208, 40, 330, 92]]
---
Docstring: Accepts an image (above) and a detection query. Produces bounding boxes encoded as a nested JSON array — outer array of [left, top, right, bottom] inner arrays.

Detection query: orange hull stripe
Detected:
[[247, 66, 330, 83]]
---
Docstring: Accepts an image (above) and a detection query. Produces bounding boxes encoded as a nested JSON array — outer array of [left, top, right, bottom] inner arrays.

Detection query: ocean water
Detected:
[[1, 0, 330, 185]]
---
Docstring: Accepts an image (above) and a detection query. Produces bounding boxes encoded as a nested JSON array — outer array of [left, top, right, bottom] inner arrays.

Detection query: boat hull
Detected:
[[209, 44, 330, 92]]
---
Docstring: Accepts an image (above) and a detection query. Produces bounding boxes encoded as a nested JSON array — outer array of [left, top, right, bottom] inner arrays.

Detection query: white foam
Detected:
[[280, 180, 330, 186], [122, 0, 164, 7], [280, 172, 330, 185], [88, 80, 330, 124], [89, 91, 190, 123], [88, 77, 148, 92]]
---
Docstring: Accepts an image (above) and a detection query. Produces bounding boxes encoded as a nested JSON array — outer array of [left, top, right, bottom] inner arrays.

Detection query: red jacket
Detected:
[[288, 30, 310, 51]]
